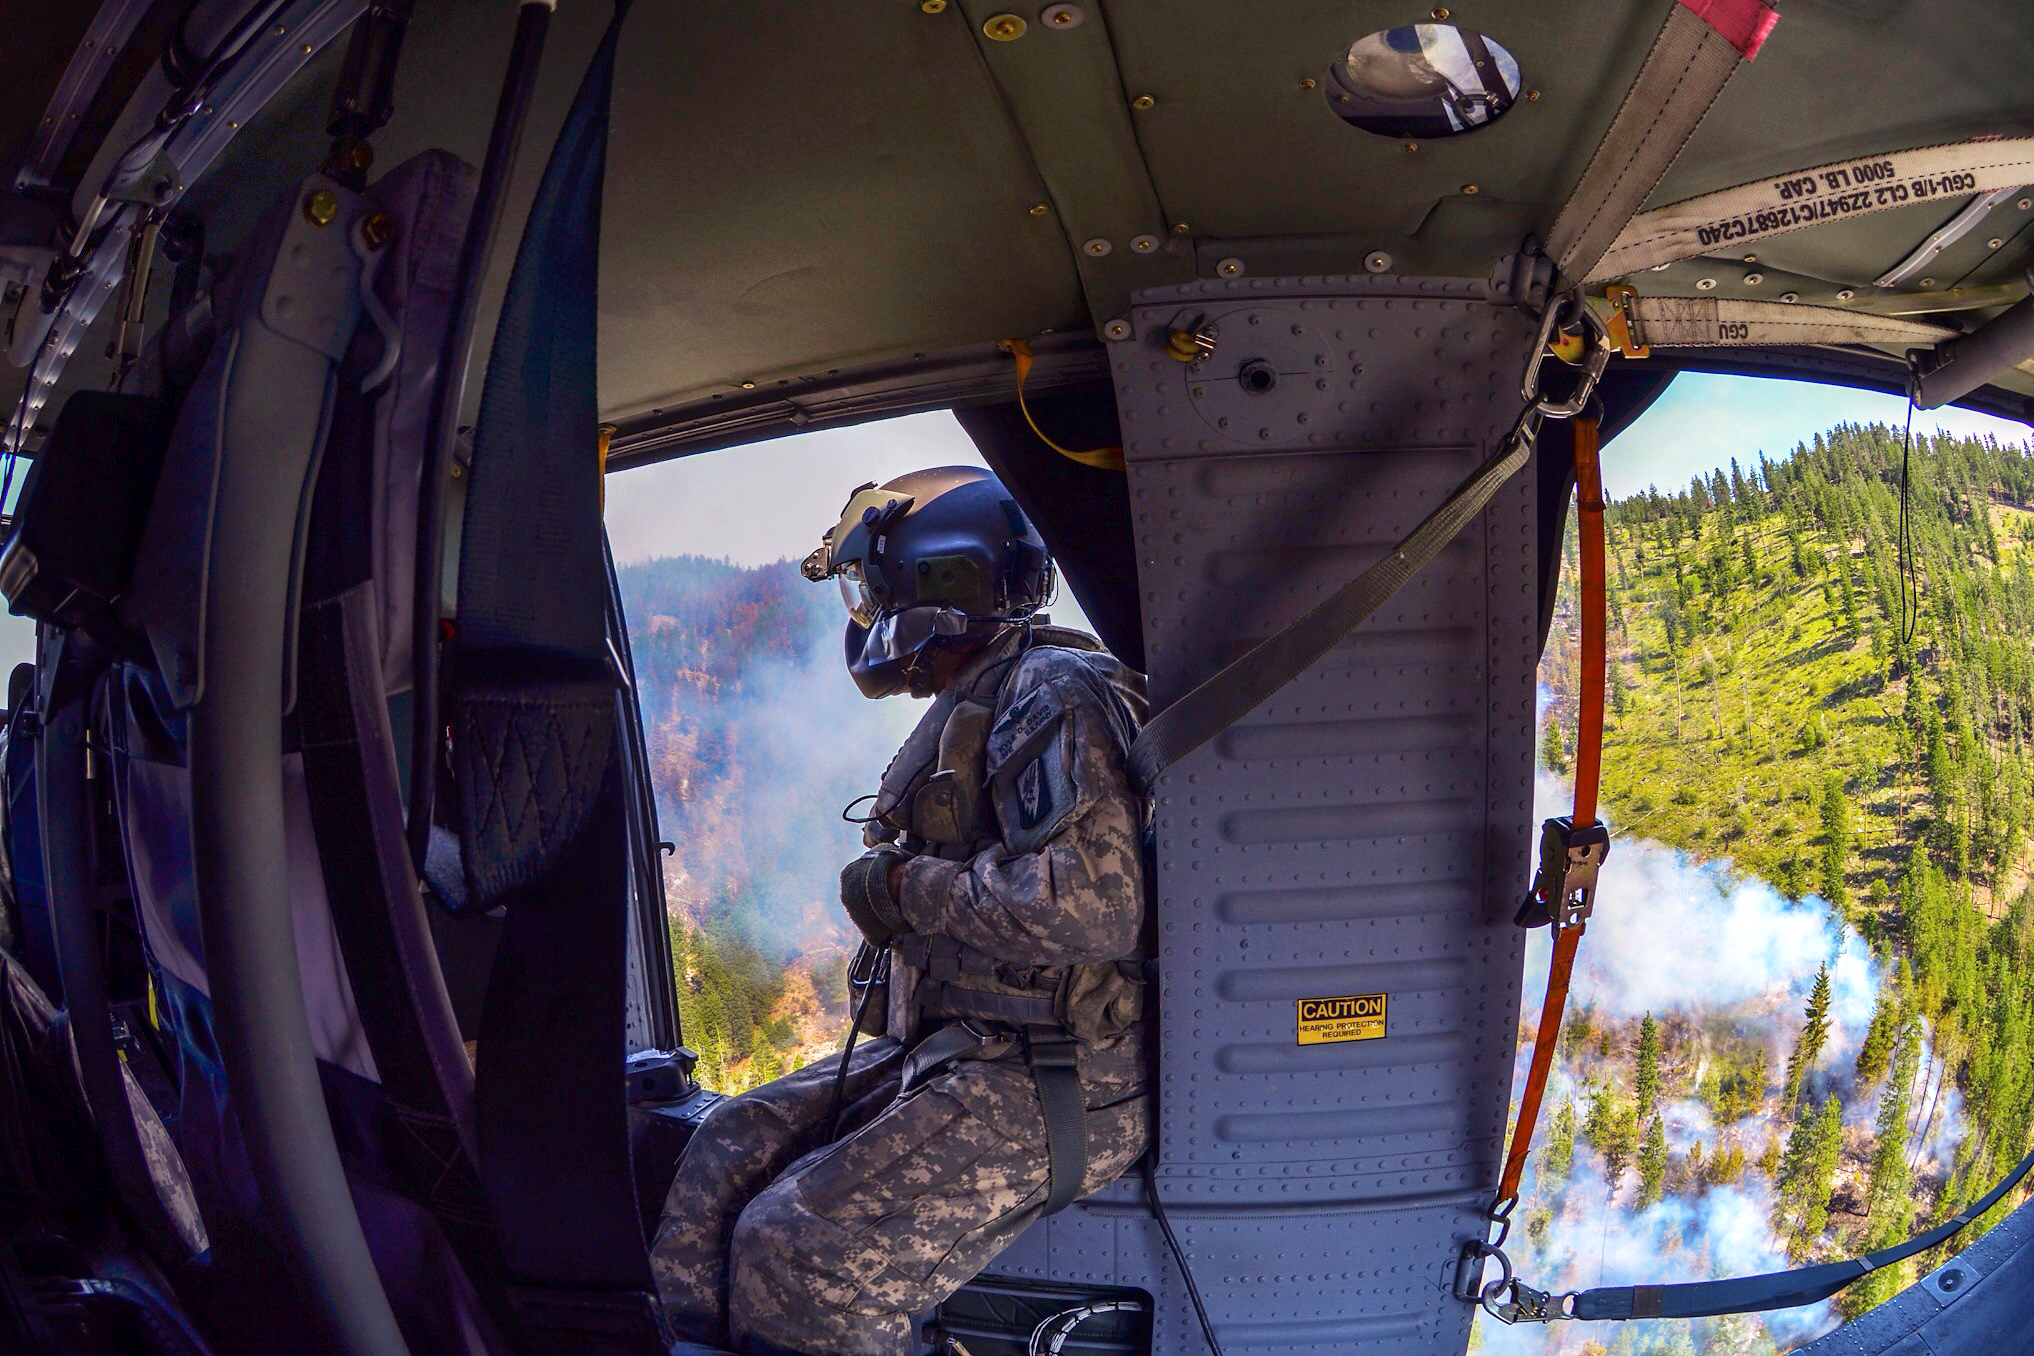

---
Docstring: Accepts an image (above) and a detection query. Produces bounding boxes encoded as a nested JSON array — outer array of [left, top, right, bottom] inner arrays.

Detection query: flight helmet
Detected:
[[802, 467, 1054, 698]]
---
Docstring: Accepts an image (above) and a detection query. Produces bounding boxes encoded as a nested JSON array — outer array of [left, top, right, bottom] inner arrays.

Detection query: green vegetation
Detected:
[[1560, 421, 2034, 1295], [1696, 1035, 1767, 1125], [1637, 1116, 1669, 1208], [1782, 965, 1833, 1113], [1772, 1094, 1843, 1262], [1584, 1079, 1640, 1191], [1634, 1013, 1662, 1125], [1544, 1097, 1577, 1185], [669, 920, 800, 1091]]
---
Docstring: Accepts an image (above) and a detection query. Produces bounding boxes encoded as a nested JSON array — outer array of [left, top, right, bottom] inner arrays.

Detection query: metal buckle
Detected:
[[1603, 283, 1651, 357], [1560, 828, 1610, 929], [1482, 1279, 1576, 1325], [1520, 816, 1611, 929], [1024, 1024, 1080, 1070]]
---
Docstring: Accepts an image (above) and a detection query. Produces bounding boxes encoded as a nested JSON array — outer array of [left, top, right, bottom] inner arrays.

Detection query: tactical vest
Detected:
[[861, 628, 1146, 1073]]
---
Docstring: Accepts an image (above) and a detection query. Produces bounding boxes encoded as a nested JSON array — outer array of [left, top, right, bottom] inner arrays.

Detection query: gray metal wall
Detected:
[[988, 275, 1541, 1353]]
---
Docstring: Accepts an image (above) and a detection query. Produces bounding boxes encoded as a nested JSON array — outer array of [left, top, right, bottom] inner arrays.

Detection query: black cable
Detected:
[[406, 1, 553, 868], [1897, 386, 1919, 650], [825, 959, 881, 1140], [1141, 1156, 1226, 1356]]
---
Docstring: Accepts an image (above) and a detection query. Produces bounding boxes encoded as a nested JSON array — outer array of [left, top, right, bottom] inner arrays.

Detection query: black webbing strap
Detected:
[[1558, 1142, 2034, 1322], [1027, 1026, 1087, 1216], [449, 2, 664, 1349], [296, 588, 513, 1319], [1127, 428, 1533, 789], [905, 934, 1091, 1212]]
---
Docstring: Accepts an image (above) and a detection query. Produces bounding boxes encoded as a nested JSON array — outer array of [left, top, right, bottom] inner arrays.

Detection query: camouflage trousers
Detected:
[[651, 1030, 1149, 1356]]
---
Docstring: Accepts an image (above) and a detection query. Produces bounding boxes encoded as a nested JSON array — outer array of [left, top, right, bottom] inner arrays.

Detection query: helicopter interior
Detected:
[[2, 1, 2034, 1354]]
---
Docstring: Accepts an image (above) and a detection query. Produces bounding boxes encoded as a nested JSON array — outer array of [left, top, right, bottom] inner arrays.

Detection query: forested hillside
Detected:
[[1540, 420, 2034, 1315], [618, 555, 917, 1090]]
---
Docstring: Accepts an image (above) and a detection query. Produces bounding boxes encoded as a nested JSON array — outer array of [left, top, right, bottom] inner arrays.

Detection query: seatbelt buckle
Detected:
[[1024, 1024, 1080, 1071], [1516, 815, 1611, 929]]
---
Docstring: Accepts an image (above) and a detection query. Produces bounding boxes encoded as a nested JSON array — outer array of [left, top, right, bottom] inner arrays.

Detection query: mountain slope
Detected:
[[618, 554, 919, 1087], [1541, 420, 2034, 1287]]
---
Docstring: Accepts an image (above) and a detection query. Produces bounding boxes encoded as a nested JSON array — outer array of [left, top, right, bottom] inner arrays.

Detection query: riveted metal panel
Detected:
[[1033, 276, 1537, 1355], [980, 275, 1536, 1352]]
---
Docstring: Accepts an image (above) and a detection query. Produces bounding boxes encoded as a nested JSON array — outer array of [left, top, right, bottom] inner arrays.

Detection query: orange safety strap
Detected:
[[1001, 338, 1125, 472], [1494, 416, 1606, 1213]]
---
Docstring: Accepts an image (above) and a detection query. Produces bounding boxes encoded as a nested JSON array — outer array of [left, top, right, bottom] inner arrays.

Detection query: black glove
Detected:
[[840, 847, 911, 947]]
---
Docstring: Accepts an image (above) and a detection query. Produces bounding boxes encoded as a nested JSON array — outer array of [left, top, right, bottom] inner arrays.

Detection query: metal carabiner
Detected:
[[1521, 292, 1611, 420]]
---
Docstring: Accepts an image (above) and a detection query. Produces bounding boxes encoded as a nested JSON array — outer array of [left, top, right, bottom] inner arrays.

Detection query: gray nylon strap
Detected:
[[1591, 137, 2034, 282], [1127, 429, 1533, 789], [1545, 3, 1749, 286], [1622, 296, 1956, 350]]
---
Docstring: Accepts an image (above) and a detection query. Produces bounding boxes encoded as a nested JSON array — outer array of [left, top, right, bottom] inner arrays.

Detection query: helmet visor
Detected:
[[859, 605, 967, 666], [836, 560, 879, 626]]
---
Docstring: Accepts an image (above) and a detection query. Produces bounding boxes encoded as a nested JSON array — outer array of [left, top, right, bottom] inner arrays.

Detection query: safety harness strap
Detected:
[[1591, 136, 2034, 283], [1619, 296, 1956, 350], [1545, 0, 1777, 287], [1494, 417, 1607, 1213], [1564, 1140, 2034, 1322], [451, 2, 667, 1347], [1128, 425, 1533, 789], [1029, 1026, 1089, 1215], [918, 982, 1059, 1027], [902, 930, 1093, 1213]]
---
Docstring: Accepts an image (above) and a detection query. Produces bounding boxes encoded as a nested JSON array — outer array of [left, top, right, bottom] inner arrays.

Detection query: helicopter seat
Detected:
[[84, 149, 507, 1354]]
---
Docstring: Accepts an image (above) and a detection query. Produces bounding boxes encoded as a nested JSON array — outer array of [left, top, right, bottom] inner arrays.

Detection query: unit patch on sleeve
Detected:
[[1296, 993, 1387, 1045]]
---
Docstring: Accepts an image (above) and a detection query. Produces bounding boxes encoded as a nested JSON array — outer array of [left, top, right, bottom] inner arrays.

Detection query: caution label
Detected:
[[1296, 992, 1387, 1046]]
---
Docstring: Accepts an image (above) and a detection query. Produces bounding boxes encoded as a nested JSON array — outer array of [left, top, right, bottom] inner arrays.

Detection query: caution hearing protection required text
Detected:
[[1296, 992, 1388, 1045]]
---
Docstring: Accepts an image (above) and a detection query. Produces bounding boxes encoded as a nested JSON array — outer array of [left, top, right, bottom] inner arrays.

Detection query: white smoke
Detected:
[[1476, 776, 1964, 1354]]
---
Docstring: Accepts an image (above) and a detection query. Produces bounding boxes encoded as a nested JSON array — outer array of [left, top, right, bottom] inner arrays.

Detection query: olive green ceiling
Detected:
[[10, 0, 2034, 439]]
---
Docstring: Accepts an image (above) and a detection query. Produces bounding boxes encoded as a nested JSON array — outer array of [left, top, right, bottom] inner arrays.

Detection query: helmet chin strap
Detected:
[[908, 616, 1031, 696]]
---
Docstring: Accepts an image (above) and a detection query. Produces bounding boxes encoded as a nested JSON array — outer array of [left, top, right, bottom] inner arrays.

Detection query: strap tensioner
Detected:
[[1516, 815, 1611, 930]]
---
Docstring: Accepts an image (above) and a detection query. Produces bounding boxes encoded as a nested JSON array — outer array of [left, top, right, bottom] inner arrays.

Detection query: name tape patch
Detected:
[[1296, 992, 1387, 1046]]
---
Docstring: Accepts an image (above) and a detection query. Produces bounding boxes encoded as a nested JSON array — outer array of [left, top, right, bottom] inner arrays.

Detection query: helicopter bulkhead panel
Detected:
[[980, 273, 1538, 1352]]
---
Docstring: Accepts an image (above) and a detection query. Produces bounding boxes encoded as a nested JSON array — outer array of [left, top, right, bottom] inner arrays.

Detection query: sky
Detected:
[[1603, 371, 2031, 500], [3, 372, 2029, 691]]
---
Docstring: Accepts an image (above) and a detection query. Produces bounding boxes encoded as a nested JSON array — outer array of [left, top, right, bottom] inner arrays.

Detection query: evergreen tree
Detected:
[[1586, 1084, 1640, 1191], [1542, 713, 1570, 774], [1544, 1098, 1577, 1185], [1783, 965, 1834, 1111], [1855, 972, 1903, 1086], [1635, 1013, 1663, 1124], [1866, 1016, 1923, 1222], [1772, 1094, 1843, 1262], [1820, 774, 1851, 908], [1637, 1116, 1669, 1208]]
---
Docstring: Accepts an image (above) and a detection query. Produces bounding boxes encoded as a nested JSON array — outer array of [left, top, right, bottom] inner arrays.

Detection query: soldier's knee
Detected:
[[729, 1182, 832, 1346], [728, 1178, 812, 1286]]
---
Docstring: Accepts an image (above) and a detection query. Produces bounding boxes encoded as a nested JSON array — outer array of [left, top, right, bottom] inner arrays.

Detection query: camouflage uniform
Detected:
[[652, 626, 1150, 1355]]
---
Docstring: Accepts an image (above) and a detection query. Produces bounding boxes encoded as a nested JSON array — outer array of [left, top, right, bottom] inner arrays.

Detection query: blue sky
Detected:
[[1602, 372, 2029, 501], [3, 374, 2029, 684]]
